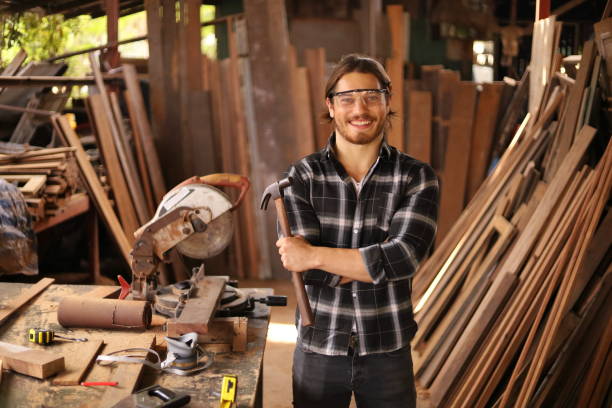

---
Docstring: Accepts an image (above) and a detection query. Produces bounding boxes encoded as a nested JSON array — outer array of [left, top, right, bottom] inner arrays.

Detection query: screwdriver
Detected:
[[28, 328, 88, 345]]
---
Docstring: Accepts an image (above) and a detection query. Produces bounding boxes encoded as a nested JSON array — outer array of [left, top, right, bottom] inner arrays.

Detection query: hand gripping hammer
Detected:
[[260, 177, 314, 327]]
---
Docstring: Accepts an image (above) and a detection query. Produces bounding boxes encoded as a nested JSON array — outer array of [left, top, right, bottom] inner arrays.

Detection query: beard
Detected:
[[334, 114, 387, 145]]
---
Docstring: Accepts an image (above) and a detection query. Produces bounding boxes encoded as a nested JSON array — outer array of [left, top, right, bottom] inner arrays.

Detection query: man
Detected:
[[276, 54, 439, 408]]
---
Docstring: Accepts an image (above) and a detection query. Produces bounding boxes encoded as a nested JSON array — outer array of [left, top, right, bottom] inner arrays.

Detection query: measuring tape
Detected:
[[219, 375, 237, 408], [28, 328, 54, 345], [28, 328, 87, 345]]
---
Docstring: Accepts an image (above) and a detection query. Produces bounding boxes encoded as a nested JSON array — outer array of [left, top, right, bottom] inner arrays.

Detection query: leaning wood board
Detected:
[[52, 114, 131, 264], [436, 81, 478, 245], [428, 125, 598, 406], [89, 94, 140, 240], [407, 90, 432, 164], [0, 278, 54, 326], [466, 82, 505, 201]]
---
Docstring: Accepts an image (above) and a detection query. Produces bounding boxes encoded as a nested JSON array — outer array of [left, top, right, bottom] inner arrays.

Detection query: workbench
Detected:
[[0, 282, 271, 407]]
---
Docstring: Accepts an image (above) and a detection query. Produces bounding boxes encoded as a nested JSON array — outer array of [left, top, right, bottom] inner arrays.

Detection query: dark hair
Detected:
[[321, 53, 396, 124]]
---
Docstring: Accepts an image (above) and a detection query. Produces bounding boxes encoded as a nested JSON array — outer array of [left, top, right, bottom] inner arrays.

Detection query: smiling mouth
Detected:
[[349, 119, 373, 128]]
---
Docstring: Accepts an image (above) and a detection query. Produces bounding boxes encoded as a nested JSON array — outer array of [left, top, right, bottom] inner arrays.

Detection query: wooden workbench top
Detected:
[[0, 282, 271, 408]]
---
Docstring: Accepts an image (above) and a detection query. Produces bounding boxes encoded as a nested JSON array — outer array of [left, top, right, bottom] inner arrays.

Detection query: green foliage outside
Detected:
[[1, 5, 217, 78]]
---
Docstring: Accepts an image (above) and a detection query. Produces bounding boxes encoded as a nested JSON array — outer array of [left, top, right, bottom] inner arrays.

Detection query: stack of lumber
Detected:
[[412, 15, 612, 408], [0, 147, 79, 222]]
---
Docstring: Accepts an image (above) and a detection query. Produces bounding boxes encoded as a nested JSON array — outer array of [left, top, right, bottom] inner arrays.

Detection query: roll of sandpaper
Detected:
[[57, 296, 152, 329]]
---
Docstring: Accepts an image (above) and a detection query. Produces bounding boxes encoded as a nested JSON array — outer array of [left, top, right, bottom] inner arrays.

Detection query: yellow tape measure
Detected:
[[219, 375, 237, 408], [29, 328, 55, 345], [28, 328, 87, 345]]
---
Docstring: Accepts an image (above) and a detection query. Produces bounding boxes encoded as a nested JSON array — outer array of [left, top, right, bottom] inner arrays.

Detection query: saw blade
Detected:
[[175, 210, 233, 259]]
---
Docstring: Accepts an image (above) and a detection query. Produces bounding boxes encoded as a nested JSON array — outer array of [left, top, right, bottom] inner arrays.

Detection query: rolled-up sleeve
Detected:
[[360, 164, 439, 284], [280, 164, 342, 287]]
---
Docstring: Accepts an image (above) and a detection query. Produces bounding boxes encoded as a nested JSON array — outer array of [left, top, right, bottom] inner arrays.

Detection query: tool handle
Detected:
[[171, 173, 250, 211], [275, 198, 314, 327]]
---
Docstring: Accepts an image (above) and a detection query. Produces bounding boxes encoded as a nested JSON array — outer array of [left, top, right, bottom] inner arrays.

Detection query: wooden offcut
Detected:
[[166, 277, 228, 336], [0, 341, 64, 379]]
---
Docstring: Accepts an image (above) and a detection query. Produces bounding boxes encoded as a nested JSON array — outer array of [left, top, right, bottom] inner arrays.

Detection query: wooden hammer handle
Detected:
[[275, 198, 314, 327]]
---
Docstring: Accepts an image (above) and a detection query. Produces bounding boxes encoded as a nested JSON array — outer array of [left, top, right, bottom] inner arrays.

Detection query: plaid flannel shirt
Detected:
[[282, 134, 439, 356]]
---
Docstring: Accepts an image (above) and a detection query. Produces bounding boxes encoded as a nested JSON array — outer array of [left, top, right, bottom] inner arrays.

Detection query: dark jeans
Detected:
[[292, 342, 416, 408]]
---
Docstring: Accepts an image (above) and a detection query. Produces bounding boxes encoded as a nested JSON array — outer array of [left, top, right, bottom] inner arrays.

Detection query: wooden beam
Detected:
[[0, 278, 54, 326], [552, 0, 588, 17], [0, 75, 121, 87]]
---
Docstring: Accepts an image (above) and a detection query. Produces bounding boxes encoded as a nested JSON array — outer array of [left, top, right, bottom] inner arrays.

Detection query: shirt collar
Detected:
[[323, 132, 391, 161]]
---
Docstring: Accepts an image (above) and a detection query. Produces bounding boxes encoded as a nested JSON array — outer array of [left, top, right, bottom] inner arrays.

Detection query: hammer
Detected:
[[261, 177, 314, 327]]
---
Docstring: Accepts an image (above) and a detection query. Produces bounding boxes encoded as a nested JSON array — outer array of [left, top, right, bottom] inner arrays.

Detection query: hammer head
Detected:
[[260, 177, 293, 210]]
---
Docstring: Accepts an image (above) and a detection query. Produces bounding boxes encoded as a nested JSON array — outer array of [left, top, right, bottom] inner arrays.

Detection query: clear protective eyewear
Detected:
[[328, 88, 389, 108]]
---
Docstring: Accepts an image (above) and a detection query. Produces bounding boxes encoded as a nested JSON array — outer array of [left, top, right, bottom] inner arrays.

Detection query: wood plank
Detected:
[[244, 0, 296, 279], [109, 90, 153, 220], [228, 23, 260, 279], [166, 277, 227, 336], [289, 48, 316, 160], [460, 170, 591, 407], [52, 340, 104, 386], [123, 89, 155, 216], [0, 278, 54, 326], [529, 16, 556, 118], [1, 49, 27, 76], [89, 54, 149, 225], [33, 193, 89, 233], [0, 341, 64, 379], [386, 56, 404, 151], [304, 48, 331, 150], [436, 82, 478, 245], [99, 334, 156, 407], [466, 82, 505, 202], [501, 125, 596, 276], [122, 64, 166, 204], [53, 114, 131, 264], [516, 133, 611, 406], [88, 94, 140, 240], [428, 126, 597, 406], [407, 90, 432, 164], [550, 41, 596, 175]]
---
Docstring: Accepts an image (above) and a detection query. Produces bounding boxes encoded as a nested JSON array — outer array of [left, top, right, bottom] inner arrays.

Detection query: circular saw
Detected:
[[129, 173, 249, 300]]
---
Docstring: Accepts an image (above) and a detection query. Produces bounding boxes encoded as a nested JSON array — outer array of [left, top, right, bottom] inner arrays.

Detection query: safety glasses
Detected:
[[328, 88, 389, 108]]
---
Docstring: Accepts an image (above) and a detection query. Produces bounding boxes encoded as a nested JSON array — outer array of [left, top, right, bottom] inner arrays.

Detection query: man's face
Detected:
[[326, 72, 390, 146]]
